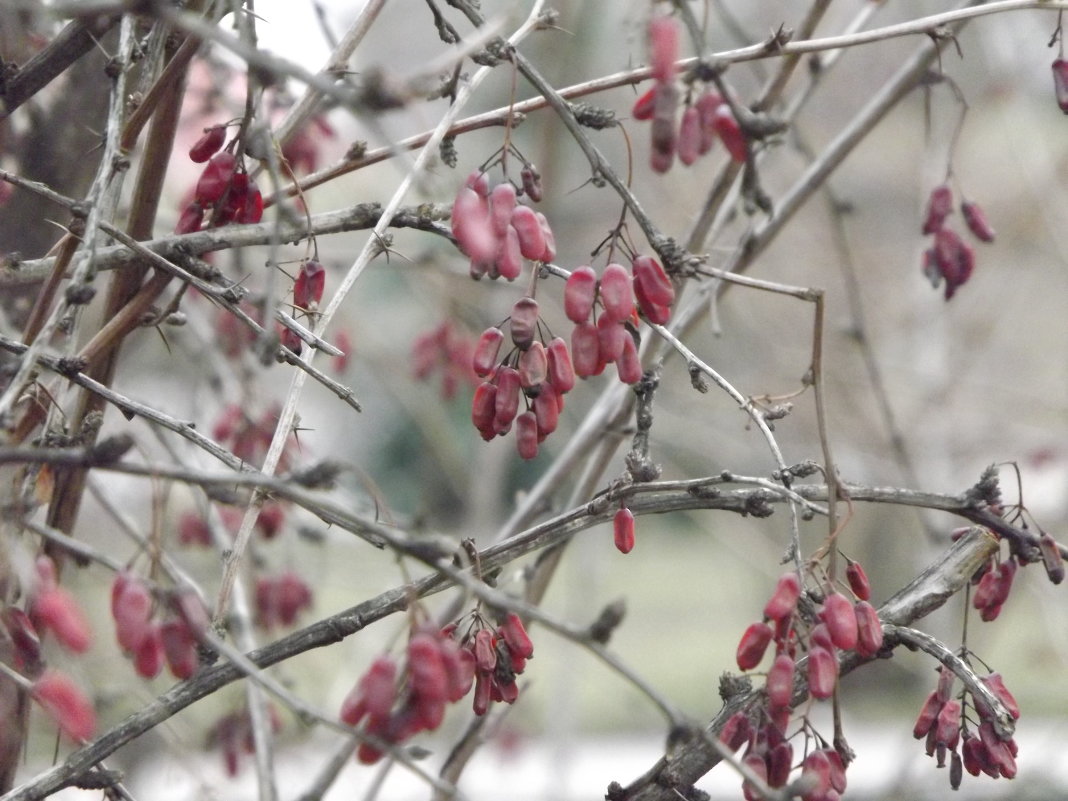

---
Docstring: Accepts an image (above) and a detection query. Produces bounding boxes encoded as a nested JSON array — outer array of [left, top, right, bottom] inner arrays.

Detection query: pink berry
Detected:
[[564, 266, 598, 323], [613, 507, 635, 554], [648, 16, 679, 83]]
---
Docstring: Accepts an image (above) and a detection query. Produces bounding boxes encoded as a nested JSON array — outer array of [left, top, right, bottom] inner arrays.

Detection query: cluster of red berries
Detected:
[[207, 704, 283, 777], [176, 125, 264, 234], [340, 614, 533, 765], [633, 16, 746, 172], [912, 664, 1020, 787], [2, 560, 97, 742], [178, 500, 287, 548], [919, 183, 994, 300], [411, 320, 478, 400], [451, 169, 554, 280], [471, 297, 575, 459], [253, 570, 312, 630], [970, 554, 1016, 622], [728, 565, 884, 800], [110, 571, 208, 681]]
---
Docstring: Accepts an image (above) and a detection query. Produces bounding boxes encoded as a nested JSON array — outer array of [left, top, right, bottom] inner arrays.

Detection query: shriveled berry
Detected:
[[981, 672, 1020, 720], [913, 690, 943, 739], [854, 601, 884, 657], [499, 612, 534, 659], [473, 628, 497, 672], [922, 184, 953, 235], [496, 225, 523, 281], [935, 699, 962, 749], [518, 341, 548, 389], [489, 182, 517, 237], [189, 125, 226, 163], [736, 621, 773, 670], [632, 255, 675, 307], [472, 382, 497, 437], [175, 202, 204, 234], [599, 263, 635, 323], [1039, 530, 1065, 584], [564, 266, 598, 323], [962, 201, 995, 243], [613, 507, 636, 554], [293, 259, 326, 310], [509, 297, 539, 351], [494, 367, 521, 431], [763, 572, 801, 621], [520, 164, 542, 202], [616, 331, 643, 384], [597, 314, 627, 363]]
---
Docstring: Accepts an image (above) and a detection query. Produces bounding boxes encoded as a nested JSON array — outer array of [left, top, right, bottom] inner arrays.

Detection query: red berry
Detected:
[[736, 621, 773, 670], [472, 382, 497, 437], [495, 225, 523, 281], [599, 263, 635, 323], [806, 645, 837, 699], [711, 105, 747, 163], [515, 411, 539, 459], [935, 699, 962, 749], [533, 389, 559, 435], [189, 125, 226, 163], [766, 653, 795, 709], [981, 672, 1020, 720], [648, 16, 679, 83], [510, 205, 546, 260], [819, 592, 858, 651], [632, 255, 675, 307], [161, 618, 198, 679], [632, 87, 656, 120], [922, 184, 953, 234], [961, 201, 995, 243], [913, 690, 943, 739], [236, 178, 263, 224], [175, 202, 204, 234], [1, 608, 42, 674], [408, 633, 448, 706], [677, 106, 701, 166], [134, 625, 164, 679], [33, 670, 96, 741], [597, 314, 627, 363], [615, 331, 643, 385], [452, 185, 496, 262], [111, 573, 153, 653], [293, 259, 326, 310], [546, 337, 575, 393], [494, 367, 521, 432], [763, 572, 801, 621], [509, 297, 539, 351], [613, 507, 635, 554], [1053, 59, 1068, 113], [719, 711, 751, 751], [741, 752, 768, 801], [1039, 530, 1065, 584], [32, 588, 91, 654], [695, 90, 724, 154], [465, 170, 490, 197], [472, 327, 504, 377], [854, 601, 884, 658], [845, 561, 871, 601], [489, 182, 517, 237], [766, 741, 793, 788], [536, 211, 556, 262], [499, 612, 534, 659], [518, 341, 548, 388], [800, 749, 832, 797], [564, 266, 598, 323], [571, 322, 602, 377], [520, 164, 542, 202], [195, 152, 237, 205]]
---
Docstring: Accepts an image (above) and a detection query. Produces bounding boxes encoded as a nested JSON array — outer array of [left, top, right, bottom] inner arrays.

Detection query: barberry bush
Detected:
[[0, 2, 1066, 801]]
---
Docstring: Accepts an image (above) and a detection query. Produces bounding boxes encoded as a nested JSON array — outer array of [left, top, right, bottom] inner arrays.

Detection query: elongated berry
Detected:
[[518, 341, 547, 388], [546, 337, 575, 393], [33, 670, 96, 741], [32, 588, 91, 654], [845, 560, 870, 601], [677, 106, 701, 166], [161, 618, 198, 679], [820, 592, 858, 651], [922, 184, 953, 234], [632, 255, 675, 306], [408, 633, 448, 704], [237, 178, 263, 224], [440, 638, 475, 702], [854, 601, 883, 657], [981, 672, 1020, 720], [613, 507, 635, 554], [719, 711, 751, 751], [600, 263, 635, 323], [533, 389, 559, 435], [913, 690, 943, 738], [499, 612, 534, 659], [763, 572, 801, 621], [195, 152, 237, 205], [341, 656, 396, 725], [473, 628, 497, 672], [695, 90, 724, 154], [112, 573, 153, 653], [564, 266, 598, 323], [634, 278, 671, 325], [175, 202, 204, 234], [736, 621, 773, 670], [800, 750, 832, 797], [632, 87, 656, 120], [1053, 59, 1068, 113], [465, 170, 490, 197], [935, 699, 961, 748], [962, 201, 995, 242], [1039, 531, 1065, 584], [509, 297, 539, 351], [616, 331, 643, 384], [472, 327, 504, 377], [648, 16, 678, 83], [597, 314, 626, 363], [494, 367, 521, 431], [452, 185, 496, 262], [806, 646, 837, 699], [766, 653, 794, 709], [496, 225, 523, 281], [189, 125, 226, 163], [571, 322, 601, 377], [134, 625, 163, 678], [711, 105, 746, 163], [766, 741, 793, 788], [536, 212, 556, 262], [741, 752, 768, 801], [510, 205, 545, 260], [2, 608, 42, 674], [515, 411, 539, 459], [489, 182, 517, 237]]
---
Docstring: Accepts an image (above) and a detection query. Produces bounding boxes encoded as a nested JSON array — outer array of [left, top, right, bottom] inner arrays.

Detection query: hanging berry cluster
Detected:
[[919, 183, 994, 300], [451, 169, 554, 280], [912, 664, 1020, 787], [471, 297, 575, 459], [632, 15, 747, 172], [177, 125, 264, 234], [728, 565, 885, 800], [110, 571, 208, 681], [254, 570, 313, 630], [339, 612, 534, 765]]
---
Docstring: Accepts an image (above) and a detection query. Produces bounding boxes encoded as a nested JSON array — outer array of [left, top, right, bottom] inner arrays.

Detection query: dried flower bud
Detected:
[[736, 621, 773, 670]]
